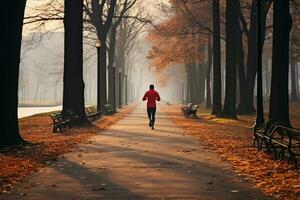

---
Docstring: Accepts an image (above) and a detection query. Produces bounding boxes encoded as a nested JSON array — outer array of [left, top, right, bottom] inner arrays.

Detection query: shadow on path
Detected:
[[2, 105, 272, 200]]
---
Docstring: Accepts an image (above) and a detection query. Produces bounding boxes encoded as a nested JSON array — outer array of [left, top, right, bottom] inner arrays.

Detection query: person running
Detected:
[[142, 84, 161, 130]]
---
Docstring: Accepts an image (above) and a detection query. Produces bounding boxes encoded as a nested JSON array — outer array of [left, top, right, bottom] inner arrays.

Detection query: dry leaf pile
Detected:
[[0, 105, 135, 194], [163, 102, 300, 200]]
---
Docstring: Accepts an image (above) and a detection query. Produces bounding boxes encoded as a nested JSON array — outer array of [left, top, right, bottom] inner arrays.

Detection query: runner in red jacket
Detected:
[[142, 84, 161, 130]]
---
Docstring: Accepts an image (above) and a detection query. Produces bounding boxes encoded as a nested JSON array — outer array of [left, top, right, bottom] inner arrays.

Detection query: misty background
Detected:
[[18, 0, 186, 118]]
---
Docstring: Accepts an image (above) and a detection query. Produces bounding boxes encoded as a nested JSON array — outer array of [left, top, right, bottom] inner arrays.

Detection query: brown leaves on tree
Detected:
[[147, 0, 211, 72]]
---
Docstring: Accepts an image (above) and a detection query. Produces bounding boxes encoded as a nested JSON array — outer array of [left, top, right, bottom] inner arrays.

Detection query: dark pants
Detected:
[[147, 107, 156, 125]]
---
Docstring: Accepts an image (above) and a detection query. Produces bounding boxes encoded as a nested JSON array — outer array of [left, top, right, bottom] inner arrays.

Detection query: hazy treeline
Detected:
[[0, 0, 151, 146]]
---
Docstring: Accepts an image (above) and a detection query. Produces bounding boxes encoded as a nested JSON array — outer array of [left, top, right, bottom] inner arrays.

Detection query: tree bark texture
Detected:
[[269, 0, 292, 124], [0, 0, 27, 146], [212, 0, 222, 114], [222, 0, 238, 118], [206, 36, 212, 108], [63, 0, 86, 121]]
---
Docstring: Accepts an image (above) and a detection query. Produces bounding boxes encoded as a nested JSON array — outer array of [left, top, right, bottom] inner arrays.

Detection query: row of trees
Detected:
[[0, 0, 148, 146], [148, 0, 300, 125]]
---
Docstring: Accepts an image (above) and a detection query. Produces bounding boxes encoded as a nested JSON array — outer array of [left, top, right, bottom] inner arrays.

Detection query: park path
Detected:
[[3, 105, 270, 200]]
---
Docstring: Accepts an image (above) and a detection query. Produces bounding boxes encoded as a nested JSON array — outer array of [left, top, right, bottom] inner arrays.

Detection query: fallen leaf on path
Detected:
[[204, 186, 214, 190], [163, 104, 300, 200]]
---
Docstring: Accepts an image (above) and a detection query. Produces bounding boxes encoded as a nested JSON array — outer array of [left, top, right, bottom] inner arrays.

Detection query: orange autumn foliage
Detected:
[[147, 0, 211, 72]]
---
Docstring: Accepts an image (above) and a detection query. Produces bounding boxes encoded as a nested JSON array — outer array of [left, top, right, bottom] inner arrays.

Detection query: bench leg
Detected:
[[53, 124, 60, 133], [68, 123, 71, 129], [277, 148, 285, 160], [269, 142, 279, 159], [253, 136, 258, 148], [266, 141, 272, 153], [59, 125, 63, 133], [253, 136, 259, 148], [61, 123, 68, 133], [287, 150, 298, 169], [258, 138, 264, 151], [272, 146, 279, 160]]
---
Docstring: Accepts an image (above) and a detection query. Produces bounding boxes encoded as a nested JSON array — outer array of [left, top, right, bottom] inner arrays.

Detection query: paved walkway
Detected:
[[3, 105, 269, 200]]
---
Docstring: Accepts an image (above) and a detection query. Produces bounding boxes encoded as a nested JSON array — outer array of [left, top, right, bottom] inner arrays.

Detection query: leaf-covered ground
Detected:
[[163, 102, 300, 200], [0, 106, 135, 194]]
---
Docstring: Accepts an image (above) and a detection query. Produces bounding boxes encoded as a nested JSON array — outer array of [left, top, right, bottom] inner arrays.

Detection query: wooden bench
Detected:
[[181, 103, 199, 118], [181, 103, 192, 115], [50, 112, 71, 133], [85, 106, 101, 121], [50, 107, 98, 133], [104, 104, 116, 115], [253, 120, 287, 151], [181, 103, 192, 110], [268, 125, 300, 169]]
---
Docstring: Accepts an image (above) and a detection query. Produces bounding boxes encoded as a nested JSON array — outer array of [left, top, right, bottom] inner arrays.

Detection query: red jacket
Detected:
[[143, 89, 161, 108]]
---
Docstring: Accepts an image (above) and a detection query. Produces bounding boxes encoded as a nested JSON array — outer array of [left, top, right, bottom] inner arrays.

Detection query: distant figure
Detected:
[[142, 84, 161, 130]]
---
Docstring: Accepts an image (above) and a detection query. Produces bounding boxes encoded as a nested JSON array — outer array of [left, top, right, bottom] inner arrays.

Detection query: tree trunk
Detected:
[[245, 0, 270, 114], [222, 0, 238, 118], [197, 46, 206, 104], [98, 34, 108, 112], [0, 1, 27, 146], [195, 64, 200, 104], [245, 0, 258, 114], [186, 66, 191, 103], [212, 0, 222, 114], [90, 0, 116, 112], [194, 64, 200, 104], [206, 36, 212, 108], [63, 0, 86, 121], [199, 64, 206, 104], [194, 65, 199, 104], [120, 60, 126, 107], [236, 1, 250, 115], [290, 43, 298, 101], [296, 62, 299, 98], [263, 55, 270, 97], [191, 67, 196, 104], [108, 25, 117, 107], [187, 64, 194, 103], [269, 0, 292, 124]]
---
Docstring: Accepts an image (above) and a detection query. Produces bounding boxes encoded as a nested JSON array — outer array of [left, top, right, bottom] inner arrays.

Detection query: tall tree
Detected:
[[222, 0, 238, 118], [211, 0, 222, 114], [86, 0, 116, 112], [62, 0, 86, 121], [206, 35, 212, 108], [236, 1, 248, 114], [244, 0, 258, 114], [107, 22, 118, 108], [0, 1, 27, 146], [269, 0, 292, 124], [114, 8, 148, 107], [254, 0, 265, 128], [290, 42, 298, 101], [107, 0, 136, 108], [239, 0, 272, 114]]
